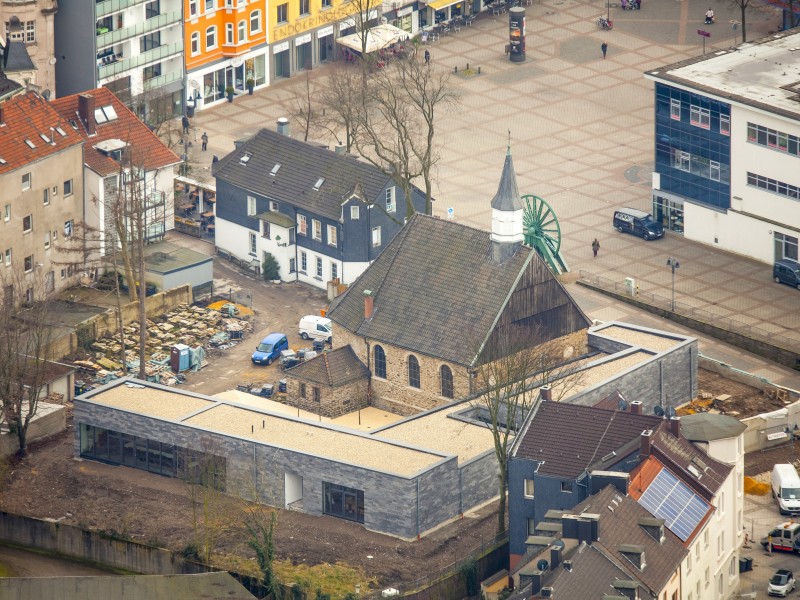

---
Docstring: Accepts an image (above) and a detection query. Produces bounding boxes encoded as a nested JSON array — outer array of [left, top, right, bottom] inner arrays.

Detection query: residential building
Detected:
[[54, 0, 184, 123], [212, 124, 428, 290], [1, 0, 58, 95], [0, 92, 85, 298], [328, 147, 592, 415], [645, 30, 800, 265], [184, 0, 269, 112], [50, 87, 181, 258]]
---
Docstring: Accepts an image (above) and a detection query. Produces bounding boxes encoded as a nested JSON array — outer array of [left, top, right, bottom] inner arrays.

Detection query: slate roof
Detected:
[[572, 485, 687, 596], [491, 147, 522, 211], [680, 412, 747, 442], [513, 401, 661, 478], [0, 72, 23, 99], [50, 87, 180, 176], [3, 41, 35, 72], [284, 345, 369, 387], [0, 92, 84, 175], [648, 425, 732, 499], [539, 542, 647, 600], [212, 128, 404, 222]]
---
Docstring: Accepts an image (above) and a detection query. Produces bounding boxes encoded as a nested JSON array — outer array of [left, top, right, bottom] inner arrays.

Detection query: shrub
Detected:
[[262, 252, 280, 281]]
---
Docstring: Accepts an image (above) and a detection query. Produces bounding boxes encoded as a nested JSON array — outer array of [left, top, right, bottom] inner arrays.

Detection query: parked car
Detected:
[[774, 258, 800, 290], [613, 208, 664, 240], [768, 569, 795, 597], [299, 315, 332, 343], [252, 333, 288, 366]]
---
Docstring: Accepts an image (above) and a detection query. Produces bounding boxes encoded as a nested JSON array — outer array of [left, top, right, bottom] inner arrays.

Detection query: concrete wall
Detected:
[[0, 403, 66, 457]]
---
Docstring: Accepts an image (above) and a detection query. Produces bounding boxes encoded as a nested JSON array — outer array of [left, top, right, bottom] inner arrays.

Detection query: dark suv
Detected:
[[774, 259, 800, 290]]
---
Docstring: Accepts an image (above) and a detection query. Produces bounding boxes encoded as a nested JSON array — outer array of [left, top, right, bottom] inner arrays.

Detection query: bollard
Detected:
[[467, 63, 470, 70], [478, 66, 481, 74], [454, 66, 458, 72]]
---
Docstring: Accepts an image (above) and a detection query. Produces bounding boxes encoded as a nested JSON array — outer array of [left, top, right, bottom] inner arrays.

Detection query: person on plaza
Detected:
[[182, 115, 190, 135], [592, 238, 601, 257], [705, 7, 715, 23], [601, 41, 608, 59], [424, 49, 431, 64], [201, 132, 208, 151]]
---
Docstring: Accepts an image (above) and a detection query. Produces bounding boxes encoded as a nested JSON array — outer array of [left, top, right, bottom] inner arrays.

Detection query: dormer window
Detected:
[[270, 163, 281, 175], [619, 545, 646, 571]]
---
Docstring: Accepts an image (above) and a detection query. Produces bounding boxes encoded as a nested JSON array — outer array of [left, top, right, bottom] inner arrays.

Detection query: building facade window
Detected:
[[43, 188, 49, 205], [327, 224, 337, 247], [313, 386, 320, 402], [775, 232, 799, 261], [350, 205, 359, 219], [44, 231, 51, 250], [524, 479, 534, 498], [189, 0, 198, 16], [300, 251, 307, 272], [64, 179, 73, 196], [22, 172, 31, 190], [670, 98, 681, 120], [238, 20, 246, 42], [300, 0, 310, 14], [747, 122, 800, 156], [297, 214, 307, 235], [24, 255, 33, 272], [191, 32, 200, 55], [249, 232, 256, 254], [226, 23, 234, 45], [250, 10, 262, 33], [374, 345, 386, 378], [277, 3, 288, 23], [561, 481, 573, 493], [323, 482, 364, 523], [386, 187, 396, 212], [440, 365, 453, 398], [322, 0, 332, 8], [3, 204, 9, 221], [262, 221, 270, 239], [4, 249, 10, 266], [64, 220, 73, 237], [312, 219, 322, 241], [315, 256, 322, 278], [247, 195, 257, 215], [720, 114, 730, 136], [690, 105, 710, 129], [300, 383, 306, 397], [747, 172, 800, 201], [372, 226, 381, 247], [407, 355, 420, 388], [23, 215, 32, 233], [331, 261, 338, 280], [206, 26, 217, 49]]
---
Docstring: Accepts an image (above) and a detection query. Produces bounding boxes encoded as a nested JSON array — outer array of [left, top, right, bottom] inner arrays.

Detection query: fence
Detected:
[[578, 270, 800, 367]]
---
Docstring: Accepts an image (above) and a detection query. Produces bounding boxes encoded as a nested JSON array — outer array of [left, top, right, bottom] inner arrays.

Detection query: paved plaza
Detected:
[[185, 0, 799, 386]]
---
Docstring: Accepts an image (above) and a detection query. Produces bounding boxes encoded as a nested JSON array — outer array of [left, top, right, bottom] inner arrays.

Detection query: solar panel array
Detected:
[[638, 467, 711, 542]]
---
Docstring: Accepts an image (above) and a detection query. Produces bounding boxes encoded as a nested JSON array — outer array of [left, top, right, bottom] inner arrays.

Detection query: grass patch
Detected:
[[274, 560, 377, 599]]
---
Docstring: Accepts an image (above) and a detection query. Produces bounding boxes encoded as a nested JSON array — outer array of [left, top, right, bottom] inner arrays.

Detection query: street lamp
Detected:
[[607, 0, 610, 22], [666, 257, 680, 311]]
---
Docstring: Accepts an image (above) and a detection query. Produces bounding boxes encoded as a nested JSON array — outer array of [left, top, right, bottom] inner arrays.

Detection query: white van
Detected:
[[298, 315, 332, 343], [772, 464, 800, 515]]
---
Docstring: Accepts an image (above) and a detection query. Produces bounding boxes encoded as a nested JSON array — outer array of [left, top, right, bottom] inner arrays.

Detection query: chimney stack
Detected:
[[78, 94, 96, 135], [276, 117, 290, 136], [363, 289, 374, 319], [640, 430, 652, 457], [630, 400, 642, 414], [0, 103, 5, 126], [550, 546, 561, 570], [540, 385, 552, 402], [669, 416, 681, 438]]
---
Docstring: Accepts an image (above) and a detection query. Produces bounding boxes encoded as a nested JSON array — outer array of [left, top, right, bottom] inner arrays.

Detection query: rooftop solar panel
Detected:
[[638, 467, 711, 542]]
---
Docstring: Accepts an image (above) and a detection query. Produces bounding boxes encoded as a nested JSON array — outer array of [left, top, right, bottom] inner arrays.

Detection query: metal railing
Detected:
[[578, 270, 800, 353], [143, 68, 183, 91], [98, 41, 182, 79], [97, 11, 181, 48], [95, 0, 150, 18]]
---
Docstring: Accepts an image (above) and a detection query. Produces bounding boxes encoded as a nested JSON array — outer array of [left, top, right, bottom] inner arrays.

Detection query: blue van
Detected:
[[613, 208, 664, 240], [774, 259, 800, 290], [252, 333, 288, 365]]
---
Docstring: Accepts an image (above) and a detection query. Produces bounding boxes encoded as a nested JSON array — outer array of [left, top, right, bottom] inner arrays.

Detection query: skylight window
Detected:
[[94, 108, 108, 124], [313, 177, 325, 190], [0, 157, 6, 165], [25, 139, 36, 149], [270, 163, 281, 176], [40, 133, 51, 143], [240, 152, 253, 165], [69, 119, 79, 130], [55, 127, 67, 137], [101, 105, 118, 121]]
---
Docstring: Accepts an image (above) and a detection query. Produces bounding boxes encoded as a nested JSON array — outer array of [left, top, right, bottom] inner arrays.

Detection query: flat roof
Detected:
[[89, 385, 215, 420], [646, 31, 800, 120], [185, 404, 444, 476], [376, 402, 496, 463], [550, 351, 653, 399], [144, 242, 213, 274], [597, 325, 684, 353]]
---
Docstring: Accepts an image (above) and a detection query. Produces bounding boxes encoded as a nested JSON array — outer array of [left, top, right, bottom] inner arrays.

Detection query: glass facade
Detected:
[[80, 423, 226, 489], [323, 481, 364, 523], [654, 83, 731, 211]]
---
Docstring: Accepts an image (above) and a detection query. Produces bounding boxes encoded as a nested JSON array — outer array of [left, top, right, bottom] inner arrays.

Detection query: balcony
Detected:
[[97, 11, 181, 49], [98, 41, 182, 79], [95, 0, 148, 18], [143, 69, 183, 92]]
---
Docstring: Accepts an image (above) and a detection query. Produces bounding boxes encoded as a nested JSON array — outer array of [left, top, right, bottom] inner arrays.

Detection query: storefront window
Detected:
[[654, 195, 684, 234]]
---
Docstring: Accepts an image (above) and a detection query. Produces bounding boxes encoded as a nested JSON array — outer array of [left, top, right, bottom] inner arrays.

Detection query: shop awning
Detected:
[[175, 175, 216, 193], [336, 23, 410, 54], [427, 0, 462, 10]]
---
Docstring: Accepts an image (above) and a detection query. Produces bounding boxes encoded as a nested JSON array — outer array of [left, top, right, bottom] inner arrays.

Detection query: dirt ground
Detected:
[[692, 367, 780, 419]]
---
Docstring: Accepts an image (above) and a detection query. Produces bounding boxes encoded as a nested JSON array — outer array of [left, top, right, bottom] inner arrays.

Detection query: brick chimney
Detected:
[[640, 430, 652, 457], [669, 416, 681, 438], [540, 385, 552, 402], [0, 103, 5, 126], [363, 289, 374, 319], [78, 93, 96, 135], [630, 400, 642, 414]]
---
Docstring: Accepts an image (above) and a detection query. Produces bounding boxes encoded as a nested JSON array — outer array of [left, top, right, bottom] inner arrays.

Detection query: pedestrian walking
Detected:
[[601, 42, 608, 59], [592, 238, 600, 257], [201, 132, 208, 151], [424, 49, 430, 65], [182, 115, 190, 135]]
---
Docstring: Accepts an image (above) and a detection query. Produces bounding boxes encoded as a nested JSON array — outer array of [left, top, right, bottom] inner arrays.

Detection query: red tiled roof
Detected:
[[49, 88, 180, 176], [0, 92, 84, 174]]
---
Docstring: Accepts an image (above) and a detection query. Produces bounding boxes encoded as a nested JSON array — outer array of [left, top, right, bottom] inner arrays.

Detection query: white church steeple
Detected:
[[490, 145, 524, 262]]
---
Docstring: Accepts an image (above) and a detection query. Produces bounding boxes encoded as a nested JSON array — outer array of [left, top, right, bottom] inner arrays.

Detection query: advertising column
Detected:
[[509, 7, 525, 62]]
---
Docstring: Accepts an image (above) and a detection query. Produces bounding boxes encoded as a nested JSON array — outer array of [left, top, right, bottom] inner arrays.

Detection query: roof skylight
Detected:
[[313, 177, 325, 190], [270, 163, 281, 176], [240, 152, 253, 165], [25, 139, 36, 149], [55, 127, 67, 137]]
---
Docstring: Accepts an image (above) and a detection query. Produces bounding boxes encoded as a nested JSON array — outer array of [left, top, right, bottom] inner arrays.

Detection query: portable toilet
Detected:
[[171, 344, 191, 373]]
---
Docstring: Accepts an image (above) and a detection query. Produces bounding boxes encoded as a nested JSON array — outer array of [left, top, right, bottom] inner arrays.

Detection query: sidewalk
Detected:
[[184, 0, 798, 378]]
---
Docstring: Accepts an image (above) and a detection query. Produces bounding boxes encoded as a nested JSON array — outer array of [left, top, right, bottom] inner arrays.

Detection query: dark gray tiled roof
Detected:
[[514, 401, 661, 478], [0, 73, 22, 99], [284, 346, 369, 387], [572, 485, 687, 597], [212, 128, 396, 221], [3, 41, 35, 72], [491, 148, 522, 211], [328, 214, 589, 366]]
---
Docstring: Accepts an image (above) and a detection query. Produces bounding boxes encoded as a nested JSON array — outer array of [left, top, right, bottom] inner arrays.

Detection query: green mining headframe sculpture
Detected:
[[522, 194, 569, 275]]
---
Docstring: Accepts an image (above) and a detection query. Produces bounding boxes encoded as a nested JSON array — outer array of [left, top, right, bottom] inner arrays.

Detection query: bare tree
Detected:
[[318, 63, 365, 152], [730, 0, 753, 42], [284, 70, 321, 142], [471, 329, 588, 534], [0, 268, 57, 456], [353, 55, 459, 217]]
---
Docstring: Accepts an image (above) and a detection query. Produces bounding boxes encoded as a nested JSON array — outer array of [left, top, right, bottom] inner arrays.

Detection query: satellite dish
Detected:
[[42, 89, 51, 100], [666, 407, 677, 419], [536, 559, 549, 572], [189, 79, 200, 90], [618, 399, 629, 411], [653, 406, 665, 418], [552, 540, 565, 550], [49, 56, 57, 65]]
